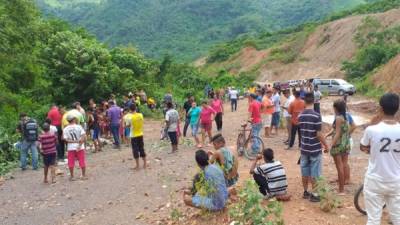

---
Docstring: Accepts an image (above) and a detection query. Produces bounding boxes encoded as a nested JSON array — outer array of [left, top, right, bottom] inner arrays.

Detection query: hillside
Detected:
[[203, 7, 400, 85], [36, 0, 373, 61], [372, 54, 400, 92]]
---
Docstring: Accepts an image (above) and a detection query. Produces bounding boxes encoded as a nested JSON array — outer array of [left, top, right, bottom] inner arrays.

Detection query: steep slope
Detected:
[[207, 8, 400, 82], [372, 54, 400, 92], [36, 0, 372, 61]]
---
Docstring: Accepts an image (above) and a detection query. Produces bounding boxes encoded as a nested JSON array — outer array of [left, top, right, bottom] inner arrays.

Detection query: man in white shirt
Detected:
[[360, 93, 400, 225], [165, 102, 179, 153], [282, 89, 295, 144], [229, 88, 239, 112], [313, 85, 322, 114]]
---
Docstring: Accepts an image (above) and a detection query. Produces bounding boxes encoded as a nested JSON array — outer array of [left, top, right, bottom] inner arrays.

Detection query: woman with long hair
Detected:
[[326, 99, 351, 194]]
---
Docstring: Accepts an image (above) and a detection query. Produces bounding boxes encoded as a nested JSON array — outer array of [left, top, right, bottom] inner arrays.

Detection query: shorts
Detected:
[[271, 112, 281, 126], [300, 153, 322, 178], [192, 194, 222, 211], [262, 114, 272, 128], [124, 127, 131, 137], [42, 153, 56, 167], [201, 122, 212, 131], [191, 123, 199, 136], [67, 150, 86, 169], [92, 127, 100, 140], [168, 131, 178, 145], [131, 136, 146, 159]]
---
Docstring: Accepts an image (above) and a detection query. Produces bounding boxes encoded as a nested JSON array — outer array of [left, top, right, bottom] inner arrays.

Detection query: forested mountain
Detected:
[[36, 0, 374, 61]]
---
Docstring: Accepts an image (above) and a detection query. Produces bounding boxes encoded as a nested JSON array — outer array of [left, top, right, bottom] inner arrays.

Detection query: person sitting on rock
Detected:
[[250, 148, 291, 201], [183, 149, 228, 211]]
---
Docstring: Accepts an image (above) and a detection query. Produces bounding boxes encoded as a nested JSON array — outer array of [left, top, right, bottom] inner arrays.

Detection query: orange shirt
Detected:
[[288, 98, 305, 125], [262, 96, 275, 115]]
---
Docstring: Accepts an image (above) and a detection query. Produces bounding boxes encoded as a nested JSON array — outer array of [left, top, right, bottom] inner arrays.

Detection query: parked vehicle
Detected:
[[313, 78, 356, 95]]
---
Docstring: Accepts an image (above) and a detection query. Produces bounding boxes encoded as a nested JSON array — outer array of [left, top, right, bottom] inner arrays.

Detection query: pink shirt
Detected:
[[211, 99, 223, 113], [200, 106, 216, 123], [248, 101, 262, 124]]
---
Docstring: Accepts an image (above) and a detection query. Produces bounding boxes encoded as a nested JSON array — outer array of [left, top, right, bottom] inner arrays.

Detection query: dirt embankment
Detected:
[[204, 8, 400, 83], [372, 54, 400, 93]]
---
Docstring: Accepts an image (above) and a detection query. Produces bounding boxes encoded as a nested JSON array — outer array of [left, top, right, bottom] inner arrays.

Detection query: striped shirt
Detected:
[[254, 161, 288, 194], [39, 132, 57, 155], [299, 109, 322, 156]]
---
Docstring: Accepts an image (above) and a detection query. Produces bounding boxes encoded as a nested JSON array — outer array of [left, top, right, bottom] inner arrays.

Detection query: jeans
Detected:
[[231, 99, 237, 112], [183, 117, 190, 137], [19, 140, 38, 170], [215, 112, 223, 131], [289, 124, 301, 148], [364, 177, 400, 225], [251, 122, 262, 153], [110, 123, 120, 147]]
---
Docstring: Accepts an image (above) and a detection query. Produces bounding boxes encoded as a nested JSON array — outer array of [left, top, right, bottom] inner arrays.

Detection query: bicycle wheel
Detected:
[[236, 133, 245, 157], [354, 184, 367, 215], [244, 136, 264, 160]]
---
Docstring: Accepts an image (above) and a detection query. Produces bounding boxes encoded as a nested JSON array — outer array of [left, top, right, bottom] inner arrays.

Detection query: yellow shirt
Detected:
[[130, 112, 144, 137], [123, 113, 133, 127]]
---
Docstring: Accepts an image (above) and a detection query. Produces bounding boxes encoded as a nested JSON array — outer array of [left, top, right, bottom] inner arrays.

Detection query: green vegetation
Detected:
[[343, 16, 400, 96], [0, 0, 253, 175], [36, 0, 373, 61], [229, 180, 284, 225], [315, 177, 342, 213]]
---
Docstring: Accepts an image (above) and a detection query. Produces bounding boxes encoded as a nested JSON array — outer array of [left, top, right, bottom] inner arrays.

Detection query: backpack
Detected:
[[23, 119, 38, 142]]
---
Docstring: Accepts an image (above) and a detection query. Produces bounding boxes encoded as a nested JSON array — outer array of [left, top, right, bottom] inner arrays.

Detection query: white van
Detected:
[[313, 79, 356, 95]]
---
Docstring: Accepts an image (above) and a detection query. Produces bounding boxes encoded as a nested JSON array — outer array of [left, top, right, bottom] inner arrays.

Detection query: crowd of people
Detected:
[[13, 83, 400, 225]]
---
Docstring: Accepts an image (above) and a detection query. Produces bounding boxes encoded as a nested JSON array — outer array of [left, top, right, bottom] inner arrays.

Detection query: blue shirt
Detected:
[[272, 93, 281, 112], [204, 164, 228, 210], [188, 107, 201, 125]]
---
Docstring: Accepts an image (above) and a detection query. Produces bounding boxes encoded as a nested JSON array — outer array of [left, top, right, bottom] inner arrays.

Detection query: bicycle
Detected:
[[354, 184, 386, 216], [236, 122, 264, 160]]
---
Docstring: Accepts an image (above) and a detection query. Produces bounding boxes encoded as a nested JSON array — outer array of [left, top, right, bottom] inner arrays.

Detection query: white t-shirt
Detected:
[[165, 109, 179, 132], [272, 93, 281, 112], [229, 90, 238, 100], [360, 122, 400, 182], [50, 125, 58, 135], [63, 124, 86, 151], [314, 91, 322, 103], [283, 95, 295, 118]]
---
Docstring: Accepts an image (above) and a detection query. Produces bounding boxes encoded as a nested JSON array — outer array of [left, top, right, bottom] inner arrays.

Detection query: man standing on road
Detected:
[[270, 87, 281, 135], [313, 85, 322, 114], [282, 89, 295, 145], [287, 90, 305, 150], [16, 113, 39, 170], [261, 89, 274, 138], [248, 94, 262, 154], [360, 93, 400, 225], [107, 100, 122, 149], [165, 102, 179, 153], [298, 92, 328, 202], [229, 87, 239, 112]]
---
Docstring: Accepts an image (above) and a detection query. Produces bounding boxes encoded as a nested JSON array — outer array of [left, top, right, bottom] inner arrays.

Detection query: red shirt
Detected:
[[211, 99, 223, 113], [200, 106, 216, 123], [248, 101, 262, 124], [47, 107, 62, 126], [39, 132, 57, 155]]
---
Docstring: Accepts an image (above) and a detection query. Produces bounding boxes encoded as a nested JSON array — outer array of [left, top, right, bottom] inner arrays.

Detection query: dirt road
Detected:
[[0, 95, 392, 225]]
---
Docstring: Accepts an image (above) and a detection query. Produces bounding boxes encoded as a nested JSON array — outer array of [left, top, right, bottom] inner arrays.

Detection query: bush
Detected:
[[229, 180, 284, 225]]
